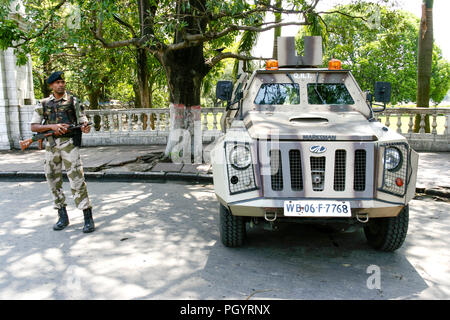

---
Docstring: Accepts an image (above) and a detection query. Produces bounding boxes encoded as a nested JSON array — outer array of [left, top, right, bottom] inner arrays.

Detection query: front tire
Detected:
[[364, 205, 409, 252], [219, 203, 246, 247]]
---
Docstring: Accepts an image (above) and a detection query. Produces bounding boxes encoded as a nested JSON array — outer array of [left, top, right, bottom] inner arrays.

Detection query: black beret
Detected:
[[46, 71, 64, 84]]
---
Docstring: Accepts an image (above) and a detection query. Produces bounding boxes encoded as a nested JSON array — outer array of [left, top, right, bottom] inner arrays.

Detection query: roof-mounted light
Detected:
[[266, 59, 279, 70], [328, 58, 342, 70]]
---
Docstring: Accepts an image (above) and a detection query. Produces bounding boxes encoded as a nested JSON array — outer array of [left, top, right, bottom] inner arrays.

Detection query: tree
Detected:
[[415, 0, 434, 132], [5, 0, 410, 159], [87, 0, 321, 159], [298, 3, 449, 107], [430, 47, 450, 105], [272, 0, 282, 60]]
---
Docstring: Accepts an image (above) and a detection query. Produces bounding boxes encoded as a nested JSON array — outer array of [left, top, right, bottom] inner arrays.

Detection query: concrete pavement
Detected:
[[0, 145, 213, 183], [0, 147, 448, 299], [0, 180, 448, 299]]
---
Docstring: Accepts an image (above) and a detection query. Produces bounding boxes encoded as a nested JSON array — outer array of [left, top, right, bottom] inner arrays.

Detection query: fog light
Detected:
[[230, 176, 239, 184], [395, 177, 404, 187]]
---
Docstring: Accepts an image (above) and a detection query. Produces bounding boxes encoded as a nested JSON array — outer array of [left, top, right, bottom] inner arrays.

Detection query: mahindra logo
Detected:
[[310, 145, 327, 153]]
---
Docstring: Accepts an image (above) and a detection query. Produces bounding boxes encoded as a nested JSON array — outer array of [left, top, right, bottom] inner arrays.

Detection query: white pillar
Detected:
[[0, 1, 35, 150]]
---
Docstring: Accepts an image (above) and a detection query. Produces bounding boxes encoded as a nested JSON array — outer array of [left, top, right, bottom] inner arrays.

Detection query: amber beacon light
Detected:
[[266, 59, 279, 70], [328, 58, 342, 70]]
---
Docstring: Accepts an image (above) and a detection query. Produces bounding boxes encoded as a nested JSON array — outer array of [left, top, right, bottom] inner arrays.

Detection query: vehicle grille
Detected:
[[334, 150, 346, 191], [289, 150, 303, 191], [354, 149, 366, 191], [270, 150, 283, 191], [265, 144, 372, 197], [310, 157, 326, 191]]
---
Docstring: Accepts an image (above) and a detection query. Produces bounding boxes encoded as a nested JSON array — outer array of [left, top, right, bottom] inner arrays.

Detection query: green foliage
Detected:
[[297, 3, 449, 105], [0, 19, 22, 50], [232, 30, 259, 79], [202, 59, 234, 107], [1, 0, 169, 108], [1, 0, 341, 108], [430, 48, 450, 105]]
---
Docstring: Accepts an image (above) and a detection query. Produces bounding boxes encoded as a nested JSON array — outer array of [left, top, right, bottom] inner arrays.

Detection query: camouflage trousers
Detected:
[[44, 137, 91, 210]]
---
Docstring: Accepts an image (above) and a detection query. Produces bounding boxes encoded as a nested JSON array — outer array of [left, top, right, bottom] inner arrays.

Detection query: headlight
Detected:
[[384, 147, 402, 171], [229, 145, 252, 170], [225, 142, 258, 195], [378, 142, 409, 197]]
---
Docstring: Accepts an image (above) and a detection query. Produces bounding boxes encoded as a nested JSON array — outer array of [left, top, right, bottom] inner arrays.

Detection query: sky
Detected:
[[252, 0, 450, 60]]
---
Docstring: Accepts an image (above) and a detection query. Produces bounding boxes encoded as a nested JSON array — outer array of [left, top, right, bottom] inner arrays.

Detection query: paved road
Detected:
[[0, 181, 449, 300]]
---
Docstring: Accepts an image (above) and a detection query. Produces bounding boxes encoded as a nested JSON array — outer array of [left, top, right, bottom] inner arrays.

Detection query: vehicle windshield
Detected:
[[307, 83, 354, 105], [254, 83, 300, 105]]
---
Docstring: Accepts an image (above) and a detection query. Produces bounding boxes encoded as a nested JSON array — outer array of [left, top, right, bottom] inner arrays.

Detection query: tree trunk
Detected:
[[41, 62, 52, 98], [272, 0, 282, 59], [39, 76, 51, 99], [162, 46, 206, 163], [87, 87, 102, 131], [136, 48, 150, 109], [414, 0, 434, 133]]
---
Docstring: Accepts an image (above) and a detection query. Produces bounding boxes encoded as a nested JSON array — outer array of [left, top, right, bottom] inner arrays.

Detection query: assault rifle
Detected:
[[20, 122, 93, 151]]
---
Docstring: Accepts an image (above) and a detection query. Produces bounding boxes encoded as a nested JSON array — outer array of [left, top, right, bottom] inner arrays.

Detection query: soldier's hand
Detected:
[[52, 123, 69, 136], [81, 121, 91, 134]]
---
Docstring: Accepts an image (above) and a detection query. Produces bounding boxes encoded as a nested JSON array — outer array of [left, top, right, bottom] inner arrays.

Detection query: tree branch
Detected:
[[205, 52, 270, 69], [317, 10, 367, 22], [91, 12, 141, 49], [112, 13, 137, 38], [167, 20, 309, 52], [13, 0, 67, 47]]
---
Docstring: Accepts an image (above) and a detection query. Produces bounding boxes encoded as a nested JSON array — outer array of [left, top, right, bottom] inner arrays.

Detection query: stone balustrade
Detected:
[[3, 106, 449, 151], [374, 107, 450, 151], [82, 107, 225, 146]]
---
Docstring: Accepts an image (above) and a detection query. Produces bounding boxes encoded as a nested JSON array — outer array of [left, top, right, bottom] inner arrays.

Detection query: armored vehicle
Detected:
[[211, 36, 419, 251]]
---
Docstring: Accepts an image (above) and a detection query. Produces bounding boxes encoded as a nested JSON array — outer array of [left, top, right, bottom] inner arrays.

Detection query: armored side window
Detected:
[[307, 83, 354, 105], [254, 83, 300, 105]]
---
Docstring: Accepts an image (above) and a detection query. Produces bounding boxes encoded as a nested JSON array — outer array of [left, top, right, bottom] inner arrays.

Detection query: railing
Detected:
[[374, 107, 450, 151], [83, 107, 225, 146], [81, 106, 449, 151]]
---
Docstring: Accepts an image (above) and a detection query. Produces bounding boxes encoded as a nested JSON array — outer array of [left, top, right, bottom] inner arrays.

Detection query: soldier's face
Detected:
[[50, 80, 66, 94]]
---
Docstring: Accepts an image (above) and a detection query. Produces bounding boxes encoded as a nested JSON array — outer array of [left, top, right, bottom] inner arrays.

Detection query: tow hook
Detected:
[[264, 211, 277, 222], [356, 213, 369, 223]]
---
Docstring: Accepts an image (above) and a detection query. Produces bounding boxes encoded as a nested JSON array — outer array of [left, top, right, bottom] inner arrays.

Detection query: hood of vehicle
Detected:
[[244, 110, 378, 141]]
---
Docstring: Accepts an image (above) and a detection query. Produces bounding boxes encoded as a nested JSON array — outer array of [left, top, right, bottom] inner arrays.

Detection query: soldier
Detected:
[[30, 71, 95, 233]]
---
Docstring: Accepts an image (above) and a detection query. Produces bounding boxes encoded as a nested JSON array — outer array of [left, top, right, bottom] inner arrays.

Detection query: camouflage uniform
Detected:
[[31, 91, 92, 211]]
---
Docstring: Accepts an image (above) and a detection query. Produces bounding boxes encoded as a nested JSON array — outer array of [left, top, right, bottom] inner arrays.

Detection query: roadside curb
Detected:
[[1, 172, 448, 197], [0, 171, 214, 184], [416, 186, 450, 199]]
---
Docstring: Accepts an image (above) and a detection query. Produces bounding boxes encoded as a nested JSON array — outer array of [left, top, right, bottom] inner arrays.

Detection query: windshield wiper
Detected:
[[315, 72, 326, 104]]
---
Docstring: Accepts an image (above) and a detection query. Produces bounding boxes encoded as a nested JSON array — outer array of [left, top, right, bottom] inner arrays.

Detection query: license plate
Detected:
[[284, 200, 351, 217]]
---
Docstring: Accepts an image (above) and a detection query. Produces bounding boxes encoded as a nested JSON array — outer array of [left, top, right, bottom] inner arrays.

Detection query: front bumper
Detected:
[[219, 196, 405, 218]]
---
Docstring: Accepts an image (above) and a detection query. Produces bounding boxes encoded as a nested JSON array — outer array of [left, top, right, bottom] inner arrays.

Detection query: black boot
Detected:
[[82, 208, 95, 233], [53, 206, 69, 231]]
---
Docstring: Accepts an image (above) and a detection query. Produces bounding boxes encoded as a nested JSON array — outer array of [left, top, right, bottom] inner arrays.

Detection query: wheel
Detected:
[[219, 203, 246, 247], [364, 205, 409, 252]]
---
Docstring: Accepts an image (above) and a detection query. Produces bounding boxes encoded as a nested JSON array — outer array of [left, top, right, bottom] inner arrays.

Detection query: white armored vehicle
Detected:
[[211, 36, 419, 251]]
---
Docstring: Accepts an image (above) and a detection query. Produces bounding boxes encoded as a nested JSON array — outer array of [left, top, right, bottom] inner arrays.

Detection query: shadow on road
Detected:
[[0, 181, 446, 299]]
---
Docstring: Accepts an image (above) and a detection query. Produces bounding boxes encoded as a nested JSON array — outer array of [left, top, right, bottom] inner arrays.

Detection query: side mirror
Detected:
[[374, 81, 391, 103], [216, 81, 233, 101]]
